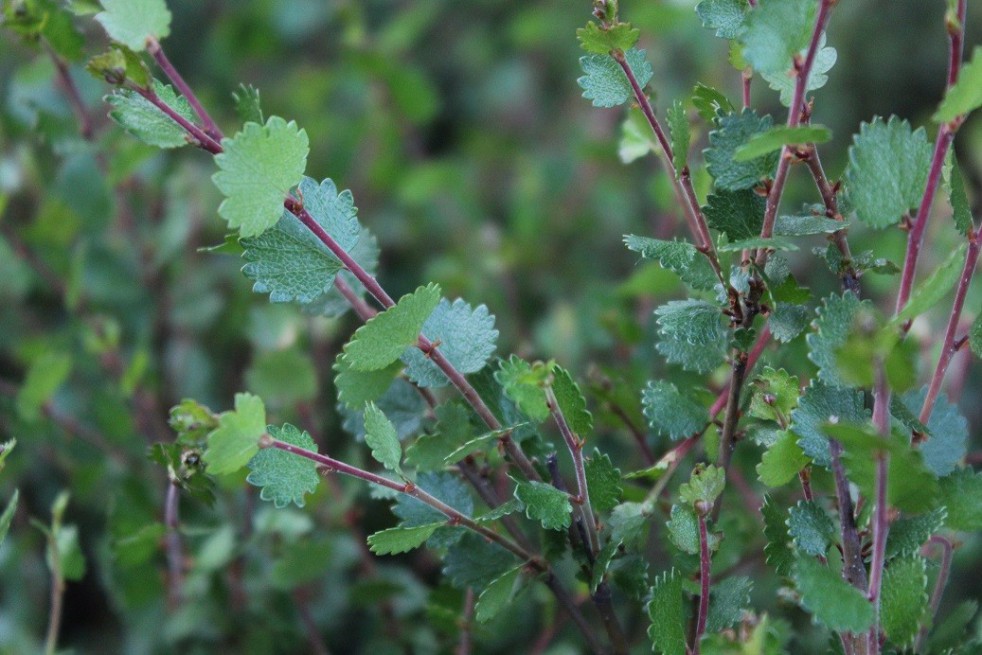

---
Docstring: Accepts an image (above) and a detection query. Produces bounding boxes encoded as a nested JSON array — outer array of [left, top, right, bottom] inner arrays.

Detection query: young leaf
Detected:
[[692, 83, 736, 122], [648, 569, 689, 655], [576, 22, 640, 54], [807, 291, 873, 388], [667, 99, 690, 175], [86, 44, 151, 87], [762, 495, 794, 576], [893, 243, 967, 324], [585, 450, 622, 514], [793, 556, 874, 633], [733, 124, 832, 161], [241, 177, 361, 303], [666, 504, 719, 554], [900, 387, 967, 477], [655, 299, 727, 347], [703, 188, 767, 240], [761, 35, 837, 107], [16, 351, 72, 422], [748, 367, 799, 423], [707, 576, 753, 632], [514, 481, 571, 531], [757, 431, 810, 487], [787, 500, 836, 557], [619, 107, 657, 163], [938, 468, 982, 531], [623, 235, 718, 290], [364, 402, 403, 474], [232, 84, 263, 125], [367, 522, 444, 555], [475, 564, 524, 623], [577, 48, 652, 108], [95, 0, 171, 51], [738, 0, 815, 75], [106, 81, 196, 148], [881, 556, 929, 648], [934, 46, 982, 123], [0, 490, 18, 548], [642, 380, 706, 440], [343, 284, 441, 371], [696, 0, 749, 39], [948, 160, 974, 234], [212, 116, 310, 238], [789, 382, 869, 467], [246, 423, 320, 508], [550, 367, 593, 435], [678, 464, 726, 509], [495, 356, 551, 422], [401, 298, 498, 388], [203, 392, 266, 475], [705, 110, 778, 191], [844, 116, 932, 229], [885, 508, 946, 559]]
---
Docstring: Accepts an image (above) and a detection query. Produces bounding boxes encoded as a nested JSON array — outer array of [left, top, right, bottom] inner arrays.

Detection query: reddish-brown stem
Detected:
[[147, 38, 224, 141], [164, 481, 183, 610], [866, 368, 891, 655], [132, 85, 223, 154], [456, 588, 475, 655], [333, 275, 377, 322], [709, 325, 771, 419], [694, 512, 712, 655], [742, 69, 752, 109], [801, 147, 860, 293], [830, 439, 868, 590], [48, 48, 93, 140], [291, 588, 331, 655]]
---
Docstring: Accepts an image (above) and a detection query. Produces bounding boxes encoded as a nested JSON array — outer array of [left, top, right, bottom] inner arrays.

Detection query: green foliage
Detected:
[[406, 403, 473, 471], [885, 508, 946, 559], [15, 351, 72, 422], [734, 125, 832, 162], [790, 382, 868, 466], [232, 83, 263, 124], [577, 48, 652, 108], [696, 0, 748, 39], [894, 243, 967, 324], [787, 501, 836, 557], [648, 569, 689, 655], [246, 423, 320, 508], [948, 160, 974, 233], [678, 464, 726, 509], [402, 298, 498, 388], [212, 116, 310, 238], [971, 311, 982, 358], [475, 565, 524, 623], [761, 495, 794, 576], [881, 556, 929, 647], [757, 431, 810, 486], [95, 0, 170, 51], [692, 83, 736, 122], [934, 46, 982, 122], [667, 99, 690, 175], [760, 35, 837, 107], [642, 380, 706, 440], [666, 504, 719, 554], [585, 451, 622, 514], [342, 283, 441, 371], [773, 213, 846, 236], [703, 188, 767, 240], [576, 22, 640, 54], [748, 367, 799, 423], [364, 402, 403, 475], [106, 81, 195, 148], [203, 392, 266, 475], [495, 356, 551, 422], [793, 556, 874, 633], [514, 480, 571, 531], [655, 299, 727, 348], [707, 576, 753, 632], [705, 110, 779, 191], [0, 490, 18, 548], [939, 469, 982, 531], [901, 388, 967, 477], [623, 235, 718, 290], [367, 522, 443, 555], [738, 0, 815, 75], [844, 116, 932, 228], [442, 532, 518, 590], [807, 291, 871, 388]]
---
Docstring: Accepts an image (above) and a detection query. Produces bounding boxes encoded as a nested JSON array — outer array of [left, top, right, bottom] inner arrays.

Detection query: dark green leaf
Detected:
[[343, 283, 441, 371], [692, 83, 736, 122], [642, 380, 706, 440], [971, 311, 982, 358], [762, 495, 794, 576], [247, 424, 321, 508], [668, 99, 690, 175], [707, 576, 753, 632], [696, 0, 749, 39], [790, 382, 868, 467], [934, 46, 982, 122], [585, 450, 622, 514], [734, 125, 832, 161], [609, 502, 650, 553], [392, 471, 473, 529], [793, 556, 874, 632], [302, 227, 380, 319], [788, 500, 836, 557], [106, 81, 196, 148], [333, 355, 401, 410], [656, 332, 728, 373], [475, 565, 524, 623], [443, 532, 519, 590], [367, 522, 444, 555], [514, 480, 571, 531], [647, 569, 689, 655], [623, 235, 719, 290], [948, 160, 974, 233], [549, 366, 593, 434], [881, 555, 928, 648], [885, 508, 946, 559], [938, 468, 982, 531], [406, 403, 473, 471], [703, 188, 767, 240], [401, 298, 498, 387], [705, 110, 778, 191], [16, 351, 72, 422], [0, 490, 18, 548], [364, 402, 403, 474], [893, 243, 967, 324], [577, 48, 652, 108]]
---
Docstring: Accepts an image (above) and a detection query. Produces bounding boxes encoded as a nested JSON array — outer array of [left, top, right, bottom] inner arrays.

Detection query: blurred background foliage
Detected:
[[0, 0, 981, 653]]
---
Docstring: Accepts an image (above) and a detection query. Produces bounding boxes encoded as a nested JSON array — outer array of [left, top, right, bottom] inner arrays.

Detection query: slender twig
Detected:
[[43, 541, 65, 655], [132, 84, 222, 154], [866, 368, 891, 655], [164, 480, 183, 610], [48, 47, 93, 140], [456, 588, 475, 655], [800, 147, 860, 293], [592, 582, 629, 655], [742, 69, 752, 109], [292, 588, 331, 655], [147, 38, 224, 140], [693, 512, 712, 655], [914, 535, 954, 653], [644, 435, 699, 506], [333, 275, 377, 322], [709, 325, 771, 421]]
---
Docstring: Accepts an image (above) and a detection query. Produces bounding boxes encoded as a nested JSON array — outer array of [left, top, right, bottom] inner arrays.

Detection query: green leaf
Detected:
[[16, 351, 72, 422], [718, 236, 798, 251], [787, 500, 836, 557], [212, 116, 310, 238], [619, 107, 658, 163], [514, 480, 571, 531], [364, 402, 403, 474], [647, 569, 689, 655], [667, 99, 690, 175], [576, 22, 641, 54], [703, 188, 767, 240], [927, 600, 979, 654], [95, 0, 171, 51], [401, 298, 498, 387], [666, 504, 719, 554], [770, 300, 811, 343], [790, 381, 869, 467], [934, 46, 982, 122], [246, 423, 320, 508], [900, 387, 967, 477], [707, 576, 753, 632], [761, 35, 838, 106], [738, 0, 815, 75], [656, 332, 728, 374], [406, 403, 474, 471], [609, 502, 650, 553], [443, 532, 518, 590], [696, 0, 749, 39], [232, 84, 263, 125], [585, 450, 622, 514], [749, 367, 799, 423], [550, 367, 593, 435], [807, 291, 873, 388], [367, 522, 444, 555], [971, 311, 982, 358], [844, 116, 932, 228], [642, 380, 706, 440], [106, 81, 196, 148], [577, 48, 652, 108], [495, 356, 551, 422], [623, 235, 718, 290], [241, 177, 361, 304], [939, 468, 982, 531], [678, 464, 726, 509], [734, 125, 832, 161], [881, 556, 928, 648], [475, 565, 524, 623], [893, 242, 967, 324], [793, 556, 874, 633], [705, 110, 778, 191], [0, 490, 18, 548], [762, 495, 794, 576], [757, 430, 810, 487], [333, 355, 401, 410], [204, 393, 266, 475], [886, 508, 946, 559], [692, 83, 736, 122], [86, 44, 151, 87], [393, 471, 473, 529], [343, 283, 441, 371], [773, 213, 846, 236], [0, 440, 14, 475], [949, 160, 974, 233], [54, 524, 86, 581], [655, 300, 726, 347]]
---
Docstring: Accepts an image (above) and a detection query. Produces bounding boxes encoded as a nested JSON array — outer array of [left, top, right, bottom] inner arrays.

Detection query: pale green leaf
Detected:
[[666, 504, 719, 554], [95, 0, 171, 51], [678, 464, 726, 508], [971, 311, 982, 358], [367, 522, 444, 555], [788, 500, 836, 557], [881, 556, 928, 647], [773, 213, 846, 236], [203, 392, 266, 475], [623, 235, 718, 290], [495, 356, 551, 422], [241, 177, 361, 303], [656, 332, 728, 373], [934, 46, 982, 123], [793, 555, 874, 633], [232, 84, 263, 125], [54, 524, 86, 581], [343, 283, 441, 371], [748, 366, 799, 423], [939, 468, 982, 531], [401, 298, 498, 387], [696, 0, 749, 39], [106, 81, 196, 148], [738, 0, 815, 75], [585, 450, 622, 514], [705, 110, 778, 191], [734, 125, 831, 161], [16, 351, 72, 422], [790, 381, 868, 467], [844, 116, 932, 228], [718, 236, 798, 251], [576, 22, 640, 54], [757, 430, 810, 487], [894, 243, 967, 324], [647, 569, 689, 655], [619, 107, 658, 163], [246, 423, 320, 508], [475, 565, 524, 623], [642, 380, 706, 440], [807, 291, 873, 388], [761, 36, 837, 106], [667, 99, 690, 175], [514, 480, 571, 531], [655, 299, 726, 347], [707, 576, 753, 632], [577, 48, 652, 108], [212, 116, 310, 238], [364, 402, 403, 474]]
